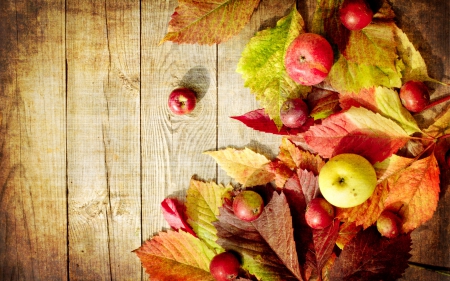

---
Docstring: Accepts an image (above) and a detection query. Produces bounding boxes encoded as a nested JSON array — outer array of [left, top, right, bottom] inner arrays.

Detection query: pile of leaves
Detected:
[[135, 0, 450, 280]]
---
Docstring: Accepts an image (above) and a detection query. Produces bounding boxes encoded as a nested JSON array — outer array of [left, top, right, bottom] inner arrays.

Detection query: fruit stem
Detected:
[[408, 261, 450, 276], [419, 94, 450, 113]]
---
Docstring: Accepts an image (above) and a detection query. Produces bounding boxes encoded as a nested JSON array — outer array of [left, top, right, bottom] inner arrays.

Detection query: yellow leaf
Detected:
[[204, 147, 274, 187]]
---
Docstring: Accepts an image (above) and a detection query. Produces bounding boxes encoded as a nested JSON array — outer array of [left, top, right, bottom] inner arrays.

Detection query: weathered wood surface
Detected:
[[0, 0, 449, 280]]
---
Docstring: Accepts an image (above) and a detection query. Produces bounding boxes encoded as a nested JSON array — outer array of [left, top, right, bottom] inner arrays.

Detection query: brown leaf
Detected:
[[214, 191, 303, 280], [329, 227, 412, 281]]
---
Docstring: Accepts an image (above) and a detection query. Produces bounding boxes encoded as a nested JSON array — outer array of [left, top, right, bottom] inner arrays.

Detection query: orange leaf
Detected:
[[384, 154, 440, 232], [277, 138, 326, 175], [336, 182, 389, 229], [134, 230, 215, 281], [161, 0, 260, 45]]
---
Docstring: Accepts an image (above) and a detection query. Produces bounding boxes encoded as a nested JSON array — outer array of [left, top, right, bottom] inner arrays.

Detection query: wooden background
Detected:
[[0, 0, 449, 280]]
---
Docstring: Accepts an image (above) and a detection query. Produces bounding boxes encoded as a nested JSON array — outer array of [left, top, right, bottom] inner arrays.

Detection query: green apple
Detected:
[[318, 153, 377, 208]]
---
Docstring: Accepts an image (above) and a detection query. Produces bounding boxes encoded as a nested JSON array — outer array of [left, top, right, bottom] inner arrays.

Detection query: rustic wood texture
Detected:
[[0, 0, 449, 280]]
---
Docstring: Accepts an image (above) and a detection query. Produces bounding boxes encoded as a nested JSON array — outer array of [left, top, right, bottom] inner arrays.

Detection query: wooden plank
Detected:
[[140, 0, 217, 246], [0, 0, 67, 280], [217, 0, 297, 183], [66, 0, 141, 280]]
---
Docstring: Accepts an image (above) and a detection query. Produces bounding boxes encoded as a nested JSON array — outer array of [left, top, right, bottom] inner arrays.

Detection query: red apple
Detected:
[[232, 190, 264, 222], [280, 98, 309, 128], [285, 33, 334, 86], [376, 211, 401, 238], [168, 88, 196, 115], [339, 0, 373, 31], [305, 198, 335, 229], [209, 252, 240, 281], [399, 80, 430, 113]]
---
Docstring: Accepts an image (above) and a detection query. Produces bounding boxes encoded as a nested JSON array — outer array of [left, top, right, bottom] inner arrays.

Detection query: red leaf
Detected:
[[231, 109, 313, 136], [304, 107, 410, 163], [297, 169, 320, 205], [339, 88, 378, 112], [329, 227, 412, 281], [283, 174, 312, 266], [214, 191, 303, 280], [161, 198, 196, 236], [305, 220, 340, 280]]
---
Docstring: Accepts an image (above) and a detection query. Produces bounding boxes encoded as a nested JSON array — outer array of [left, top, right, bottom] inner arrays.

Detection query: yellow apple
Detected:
[[318, 153, 377, 208]]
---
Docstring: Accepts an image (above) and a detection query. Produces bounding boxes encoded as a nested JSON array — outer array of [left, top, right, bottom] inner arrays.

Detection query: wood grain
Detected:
[[66, 0, 141, 280], [0, 0, 448, 280], [140, 0, 217, 244], [0, 0, 67, 280]]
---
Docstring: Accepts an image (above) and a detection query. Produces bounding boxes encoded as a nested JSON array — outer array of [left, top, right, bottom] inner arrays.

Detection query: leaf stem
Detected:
[[408, 261, 450, 276], [438, 133, 450, 140], [419, 94, 450, 112]]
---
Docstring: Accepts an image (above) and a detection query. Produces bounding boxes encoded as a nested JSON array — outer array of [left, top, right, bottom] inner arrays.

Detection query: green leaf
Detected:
[[343, 23, 398, 70], [373, 87, 421, 135], [161, 0, 261, 45], [394, 25, 441, 84], [186, 179, 232, 251], [237, 6, 311, 128], [340, 87, 421, 135], [134, 230, 216, 281], [327, 55, 403, 94], [312, 0, 403, 93]]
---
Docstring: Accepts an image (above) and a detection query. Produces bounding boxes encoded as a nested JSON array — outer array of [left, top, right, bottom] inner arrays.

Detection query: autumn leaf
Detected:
[[214, 191, 303, 281], [423, 104, 450, 138], [304, 106, 410, 163], [134, 230, 216, 281], [374, 154, 415, 183], [312, 0, 404, 94], [204, 147, 274, 187], [343, 23, 398, 70], [186, 179, 232, 250], [340, 87, 421, 135], [161, 197, 196, 236], [309, 90, 341, 120], [394, 25, 440, 84], [335, 222, 362, 249], [267, 159, 295, 188], [161, 0, 260, 45], [231, 108, 313, 136], [237, 6, 311, 128], [305, 220, 340, 280], [329, 227, 412, 281], [383, 154, 440, 232], [336, 182, 389, 229], [277, 137, 326, 175], [283, 174, 313, 265], [327, 55, 403, 94]]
